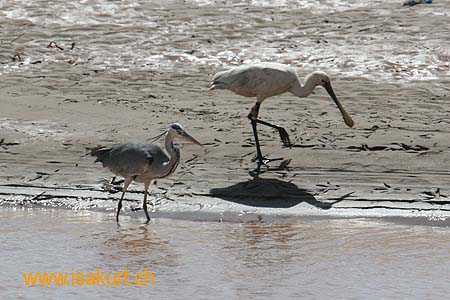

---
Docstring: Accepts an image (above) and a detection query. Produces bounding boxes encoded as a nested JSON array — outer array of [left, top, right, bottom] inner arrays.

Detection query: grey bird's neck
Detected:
[[162, 132, 180, 177]]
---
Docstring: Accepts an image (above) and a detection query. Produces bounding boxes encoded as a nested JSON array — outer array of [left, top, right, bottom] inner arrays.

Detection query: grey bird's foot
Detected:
[[142, 199, 151, 224], [116, 199, 123, 223], [144, 213, 150, 224]]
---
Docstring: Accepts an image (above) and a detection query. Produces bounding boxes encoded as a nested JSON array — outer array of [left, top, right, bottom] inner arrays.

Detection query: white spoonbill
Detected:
[[210, 62, 354, 167]]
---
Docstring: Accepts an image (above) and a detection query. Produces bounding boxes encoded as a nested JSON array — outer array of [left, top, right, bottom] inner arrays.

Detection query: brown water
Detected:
[[2, 206, 450, 299]]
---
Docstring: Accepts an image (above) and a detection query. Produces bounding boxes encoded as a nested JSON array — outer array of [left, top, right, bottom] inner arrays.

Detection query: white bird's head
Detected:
[[310, 71, 331, 88], [309, 71, 354, 128], [167, 123, 202, 146]]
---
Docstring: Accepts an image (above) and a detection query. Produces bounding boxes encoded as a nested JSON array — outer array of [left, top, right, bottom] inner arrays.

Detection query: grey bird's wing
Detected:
[[99, 142, 162, 178]]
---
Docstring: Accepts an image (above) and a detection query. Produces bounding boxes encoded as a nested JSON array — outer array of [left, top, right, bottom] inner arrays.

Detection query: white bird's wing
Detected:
[[211, 64, 297, 99]]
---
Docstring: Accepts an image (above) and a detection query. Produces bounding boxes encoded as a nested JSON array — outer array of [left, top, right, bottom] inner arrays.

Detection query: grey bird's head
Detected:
[[167, 123, 202, 146]]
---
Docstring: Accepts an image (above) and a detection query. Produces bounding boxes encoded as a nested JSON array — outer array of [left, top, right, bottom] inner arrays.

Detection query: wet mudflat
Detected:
[[1, 0, 449, 215]]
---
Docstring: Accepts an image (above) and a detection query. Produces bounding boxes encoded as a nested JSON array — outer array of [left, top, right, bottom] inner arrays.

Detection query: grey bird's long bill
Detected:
[[324, 83, 354, 128], [182, 131, 203, 146], [146, 131, 165, 142]]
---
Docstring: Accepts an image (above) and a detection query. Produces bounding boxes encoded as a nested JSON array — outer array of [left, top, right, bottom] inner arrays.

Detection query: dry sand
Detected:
[[1, 1, 450, 221]]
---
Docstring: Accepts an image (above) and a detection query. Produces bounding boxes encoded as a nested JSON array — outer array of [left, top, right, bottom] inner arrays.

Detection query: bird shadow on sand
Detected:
[[209, 177, 335, 209]]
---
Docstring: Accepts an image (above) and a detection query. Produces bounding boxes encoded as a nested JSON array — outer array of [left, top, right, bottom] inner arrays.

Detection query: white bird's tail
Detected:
[[209, 81, 229, 90], [209, 70, 231, 90]]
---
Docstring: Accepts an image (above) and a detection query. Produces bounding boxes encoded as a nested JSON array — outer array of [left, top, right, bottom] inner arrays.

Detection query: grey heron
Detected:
[[90, 123, 202, 223], [210, 62, 354, 168]]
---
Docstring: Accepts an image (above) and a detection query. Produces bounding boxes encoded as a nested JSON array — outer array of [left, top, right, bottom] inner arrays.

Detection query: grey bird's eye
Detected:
[[171, 124, 181, 130]]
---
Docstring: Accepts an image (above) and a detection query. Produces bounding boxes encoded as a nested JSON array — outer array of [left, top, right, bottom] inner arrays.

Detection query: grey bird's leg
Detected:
[[143, 181, 151, 224], [117, 177, 133, 222], [110, 176, 124, 186]]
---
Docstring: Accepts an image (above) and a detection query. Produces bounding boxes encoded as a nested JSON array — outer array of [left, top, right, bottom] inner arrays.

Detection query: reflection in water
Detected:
[[2, 207, 450, 300], [101, 225, 177, 271], [224, 221, 300, 267]]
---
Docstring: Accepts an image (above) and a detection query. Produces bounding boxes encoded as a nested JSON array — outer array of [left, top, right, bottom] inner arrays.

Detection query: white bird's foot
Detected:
[[277, 127, 292, 148], [251, 154, 283, 165], [249, 157, 292, 177]]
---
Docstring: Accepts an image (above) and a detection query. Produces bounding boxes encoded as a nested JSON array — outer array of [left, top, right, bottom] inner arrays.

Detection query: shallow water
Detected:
[[2, 206, 450, 299]]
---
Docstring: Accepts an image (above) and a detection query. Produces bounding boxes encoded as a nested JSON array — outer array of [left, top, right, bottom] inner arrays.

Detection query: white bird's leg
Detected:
[[142, 180, 151, 224], [117, 177, 133, 223], [248, 102, 290, 171], [251, 119, 265, 165], [248, 102, 291, 148], [255, 119, 291, 147], [248, 102, 265, 166]]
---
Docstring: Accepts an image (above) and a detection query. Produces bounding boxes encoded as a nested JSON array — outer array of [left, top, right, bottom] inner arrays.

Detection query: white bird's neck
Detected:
[[289, 73, 317, 98], [162, 133, 180, 176]]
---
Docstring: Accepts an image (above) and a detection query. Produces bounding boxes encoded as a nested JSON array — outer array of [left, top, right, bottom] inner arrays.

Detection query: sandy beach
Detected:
[[1, 0, 450, 221]]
